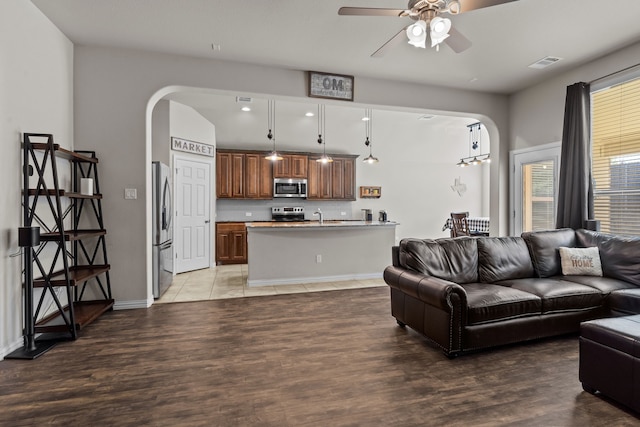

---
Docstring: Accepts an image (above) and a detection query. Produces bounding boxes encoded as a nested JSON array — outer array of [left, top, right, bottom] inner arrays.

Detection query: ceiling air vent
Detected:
[[236, 96, 253, 103], [529, 56, 563, 69], [418, 114, 436, 121]]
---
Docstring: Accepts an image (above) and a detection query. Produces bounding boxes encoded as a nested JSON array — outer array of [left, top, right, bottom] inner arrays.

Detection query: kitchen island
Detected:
[[245, 221, 398, 286]]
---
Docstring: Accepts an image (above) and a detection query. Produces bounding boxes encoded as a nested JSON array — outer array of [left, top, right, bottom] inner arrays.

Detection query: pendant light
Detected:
[[265, 99, 283, 161], [363, 108, 379, 164], [456, 122, 489, 166], [316, 104, 333, 163]]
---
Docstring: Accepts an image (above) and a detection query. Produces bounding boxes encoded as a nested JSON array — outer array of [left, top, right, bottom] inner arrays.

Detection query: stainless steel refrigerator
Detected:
[[152, 161, 173, 298]]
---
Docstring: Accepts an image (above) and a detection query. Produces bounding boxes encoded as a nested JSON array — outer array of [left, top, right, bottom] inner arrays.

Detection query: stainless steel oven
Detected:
[[273, 178, 307, 198]]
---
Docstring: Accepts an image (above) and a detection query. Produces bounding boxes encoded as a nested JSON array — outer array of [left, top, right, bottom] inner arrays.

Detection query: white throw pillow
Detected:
[[559, 246, 603, 276]]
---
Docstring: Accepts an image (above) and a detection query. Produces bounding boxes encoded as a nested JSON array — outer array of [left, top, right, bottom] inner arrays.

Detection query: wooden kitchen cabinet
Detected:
[[273, 154, 308, 179], [331, 158, 345, 199], [307, 157, 332, 199], [216, 222, 247, 264], [216, 151, 233, 198], [230, 153, 245, 198], [307, 155, 356, 200], [244, 153, 273, 199], [218, 149, 354, 200], [217, 150, 272, 199], [216, 151, 246, 198], [343, 158, 355, 200]]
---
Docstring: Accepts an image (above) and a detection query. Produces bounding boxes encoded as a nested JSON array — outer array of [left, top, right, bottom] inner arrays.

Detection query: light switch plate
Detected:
[[124, 188, 137, 199]]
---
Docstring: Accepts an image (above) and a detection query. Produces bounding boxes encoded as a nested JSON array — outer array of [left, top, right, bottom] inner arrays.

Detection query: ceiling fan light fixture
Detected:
[[431, 17, 451, 34], [430, 16, 451, 47], [446, 0, 461, 14], [406, 20, 427, 48]]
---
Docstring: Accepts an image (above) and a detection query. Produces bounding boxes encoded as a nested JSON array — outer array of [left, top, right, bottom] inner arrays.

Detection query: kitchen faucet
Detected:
[[313, 209, 323, 224]]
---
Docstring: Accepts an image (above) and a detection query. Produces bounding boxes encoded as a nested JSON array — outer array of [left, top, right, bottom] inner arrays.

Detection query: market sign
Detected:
[[171, 137, 214, 157]]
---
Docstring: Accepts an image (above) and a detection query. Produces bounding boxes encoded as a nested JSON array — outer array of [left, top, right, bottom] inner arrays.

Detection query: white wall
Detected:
[[169, 101, 217, 150], [72, 45, 508, 308], [510, 42, 640, 151], [1, 1, 74, 357], [151, 99, 170, 164]]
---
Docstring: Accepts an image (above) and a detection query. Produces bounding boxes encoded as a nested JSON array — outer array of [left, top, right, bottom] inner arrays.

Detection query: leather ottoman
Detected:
[[579, 315, 640, 413]]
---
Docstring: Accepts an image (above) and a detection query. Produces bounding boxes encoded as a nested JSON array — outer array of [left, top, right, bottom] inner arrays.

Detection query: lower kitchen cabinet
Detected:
[[215, 222, 247, 265]]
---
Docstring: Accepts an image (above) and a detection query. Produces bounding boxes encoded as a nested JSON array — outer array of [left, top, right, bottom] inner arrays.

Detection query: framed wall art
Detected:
[[308, 71, 354, 101]]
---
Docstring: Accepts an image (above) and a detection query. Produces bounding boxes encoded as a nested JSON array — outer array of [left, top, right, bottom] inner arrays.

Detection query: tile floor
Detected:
[[156, 264, 386, 303]]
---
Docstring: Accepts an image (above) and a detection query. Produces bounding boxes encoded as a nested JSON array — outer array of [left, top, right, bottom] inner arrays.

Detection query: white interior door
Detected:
[[175, 157, 211, 273], [511, 142, 561, 235]]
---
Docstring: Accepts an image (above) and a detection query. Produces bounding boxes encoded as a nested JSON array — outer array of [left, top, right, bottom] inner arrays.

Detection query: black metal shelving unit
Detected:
[[7, 133, 113, 359]]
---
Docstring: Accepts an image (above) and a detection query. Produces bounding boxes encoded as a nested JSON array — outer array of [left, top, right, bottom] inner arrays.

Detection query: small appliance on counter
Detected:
[[361, 208, 373, 221], [379, 210, 388, 222], [271, 206, 305, 222]]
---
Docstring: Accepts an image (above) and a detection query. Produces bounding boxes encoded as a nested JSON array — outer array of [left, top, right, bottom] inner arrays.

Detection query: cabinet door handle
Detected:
[[205, 220, 210, 224]]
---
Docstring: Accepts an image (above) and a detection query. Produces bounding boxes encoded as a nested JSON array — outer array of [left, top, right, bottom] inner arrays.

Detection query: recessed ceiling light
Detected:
[[241, 106, 251, 112], [305, 112, 314, 117], [361, 117, 370, 121]]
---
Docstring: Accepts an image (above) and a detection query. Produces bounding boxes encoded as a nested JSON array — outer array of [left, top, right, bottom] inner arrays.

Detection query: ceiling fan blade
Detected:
[[444, 27, 472, 53], [458, 0, 519, 13], [371, 27, 407, 58], [338, 7, 407, 17]]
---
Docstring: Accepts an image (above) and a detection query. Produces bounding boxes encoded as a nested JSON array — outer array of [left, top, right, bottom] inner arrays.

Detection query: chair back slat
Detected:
[[450, 212, 470, 237]]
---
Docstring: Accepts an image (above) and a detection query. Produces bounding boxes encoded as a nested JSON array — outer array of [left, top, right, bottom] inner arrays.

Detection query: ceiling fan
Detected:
[[338, 0, 518, 56]]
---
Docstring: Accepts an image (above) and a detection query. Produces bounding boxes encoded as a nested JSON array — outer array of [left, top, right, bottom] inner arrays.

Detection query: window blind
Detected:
[[591, 77, 640, 236]]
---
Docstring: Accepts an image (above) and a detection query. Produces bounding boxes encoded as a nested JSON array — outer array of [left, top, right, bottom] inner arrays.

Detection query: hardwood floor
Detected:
[[1, 286, 639, 426]]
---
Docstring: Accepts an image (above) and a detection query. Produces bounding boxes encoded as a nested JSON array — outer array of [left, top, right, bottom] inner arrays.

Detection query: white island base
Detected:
[[246, 221, 398, 287]]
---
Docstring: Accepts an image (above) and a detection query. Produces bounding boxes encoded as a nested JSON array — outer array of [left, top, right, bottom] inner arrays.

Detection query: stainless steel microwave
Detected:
[[273, 178, 307, 198]]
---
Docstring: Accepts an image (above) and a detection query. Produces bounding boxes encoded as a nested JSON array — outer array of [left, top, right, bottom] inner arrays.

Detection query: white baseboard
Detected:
[[1, 338, 26, 360], [247, 272, 382, 287], [113, 299, 151, 310]]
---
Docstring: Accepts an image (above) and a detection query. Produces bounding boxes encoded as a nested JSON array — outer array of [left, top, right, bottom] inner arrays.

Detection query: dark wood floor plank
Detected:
[[1, 287, 639, 426]]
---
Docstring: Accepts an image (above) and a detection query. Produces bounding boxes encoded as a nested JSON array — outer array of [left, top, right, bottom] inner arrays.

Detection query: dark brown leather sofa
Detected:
[[383, 228, 640, 357]]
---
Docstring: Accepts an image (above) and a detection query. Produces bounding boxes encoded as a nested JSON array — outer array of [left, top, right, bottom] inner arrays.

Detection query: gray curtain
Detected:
[[556, 82, 594, 229]]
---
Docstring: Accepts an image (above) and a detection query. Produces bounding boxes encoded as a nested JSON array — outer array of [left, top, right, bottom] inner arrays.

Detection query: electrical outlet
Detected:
[[341, 212, 347, 216], [245, 212, 252, 217], [316, 254, 322, 263], [124, 188, 137, 200]]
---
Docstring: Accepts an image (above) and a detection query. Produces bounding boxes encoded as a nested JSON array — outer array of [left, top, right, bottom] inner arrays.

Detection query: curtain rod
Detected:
[[589, 62, 640, 85]]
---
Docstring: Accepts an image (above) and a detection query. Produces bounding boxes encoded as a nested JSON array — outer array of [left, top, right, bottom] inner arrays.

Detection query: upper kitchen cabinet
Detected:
[[216, 151, 242, 198], [273, 154, 308, 179], [307, 157, 332, 199], [245, 153, 273, 199], [308, 155, 357, 200], [216, 149, 273, 199]]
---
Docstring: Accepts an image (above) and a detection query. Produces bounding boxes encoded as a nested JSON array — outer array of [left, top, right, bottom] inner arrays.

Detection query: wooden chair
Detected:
[[450, 212, 470, 237]]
